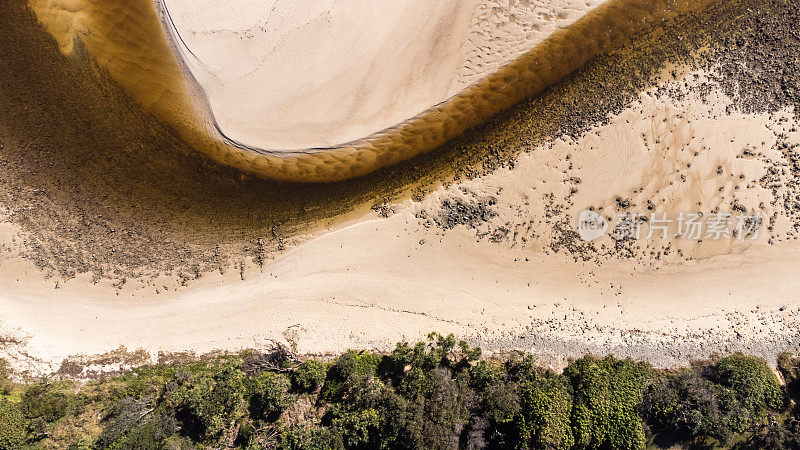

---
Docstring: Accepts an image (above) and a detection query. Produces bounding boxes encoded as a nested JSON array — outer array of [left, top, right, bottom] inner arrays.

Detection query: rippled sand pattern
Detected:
[[453, 0, 607, 90], [29, 0, 708, 182]]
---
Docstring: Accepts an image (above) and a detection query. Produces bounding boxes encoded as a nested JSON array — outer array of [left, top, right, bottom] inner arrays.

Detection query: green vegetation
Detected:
[[0, 334, 798, 449], [642, 354, 785, 447], [0, 400, 26, 449]]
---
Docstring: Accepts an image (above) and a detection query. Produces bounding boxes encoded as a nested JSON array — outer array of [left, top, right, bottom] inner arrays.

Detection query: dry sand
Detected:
[[3, 71, 800, 375], [1, 0, 799, 376], [160, 0, 605, 150]]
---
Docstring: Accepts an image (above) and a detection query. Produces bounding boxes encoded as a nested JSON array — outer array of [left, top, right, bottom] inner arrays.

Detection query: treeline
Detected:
[[1, 333, 800, 449]]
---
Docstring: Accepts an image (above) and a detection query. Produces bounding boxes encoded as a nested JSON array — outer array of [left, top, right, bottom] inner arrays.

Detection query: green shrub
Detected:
[[249, 372, 292, 421], [643, 354, 785, 445], [1, 338, 796, 449], [292, 361, 327, 393], [713, 353, 784, 412], [516, 373, 574, 450], [745, 414, 800, 450], [277, 424, 340, 450], [21, 382, 75, 423], [0, 400, 26, 450], [404, 367, 469, 449], [467, 362, 519, 449], [643, 369, 733, 441], [0, 360, 11, 396], [480, 376, 520, 426], [164, 361, 248, 441], [372, 334, 479, 449], [114, 367, 170, 401], [381, 333, 480, 393], [105, 417, 171, 450], [330, 407, 382, 449], [95, 397, 177, 449], [319, 351, 381, 402], [66, 438, 92, 450], [469, 359, 505, 390], [321, 362, 405, 449], [565, 356, 655, 450], [778, 352, 800, 402]]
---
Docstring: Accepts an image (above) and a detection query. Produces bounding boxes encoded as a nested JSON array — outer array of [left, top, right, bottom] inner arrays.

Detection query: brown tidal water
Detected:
[[0, 0, 769, 278], [30, 0, 712, 182]]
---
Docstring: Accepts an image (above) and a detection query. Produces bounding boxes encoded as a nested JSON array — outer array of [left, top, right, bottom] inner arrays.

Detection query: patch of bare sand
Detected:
[[159, 0, 606, 150], [3, 73, 799, 375]]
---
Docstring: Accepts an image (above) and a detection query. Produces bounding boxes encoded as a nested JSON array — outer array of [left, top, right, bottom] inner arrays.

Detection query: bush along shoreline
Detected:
[[2, 333, 800, 449]]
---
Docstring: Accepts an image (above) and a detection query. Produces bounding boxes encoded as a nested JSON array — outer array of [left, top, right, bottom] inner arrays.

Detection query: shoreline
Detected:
[[2, 0, 799, 376]]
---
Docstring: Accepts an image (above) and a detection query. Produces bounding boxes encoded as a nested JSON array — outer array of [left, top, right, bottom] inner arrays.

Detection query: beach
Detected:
[[1, 0, 799, 376]]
